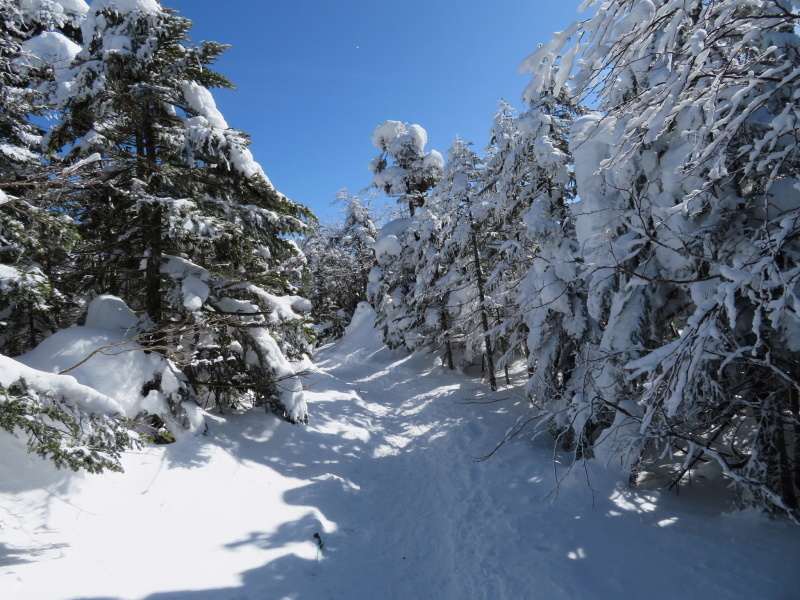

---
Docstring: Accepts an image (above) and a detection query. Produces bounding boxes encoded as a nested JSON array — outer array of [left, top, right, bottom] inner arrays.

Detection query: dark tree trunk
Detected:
[[137, 114, 162, 325], [469, 214, 496, 392], [440, 308, 454, 370]]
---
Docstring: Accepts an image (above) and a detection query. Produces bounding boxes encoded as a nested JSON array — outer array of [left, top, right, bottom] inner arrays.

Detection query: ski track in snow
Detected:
[[2, 308, 800, 600]]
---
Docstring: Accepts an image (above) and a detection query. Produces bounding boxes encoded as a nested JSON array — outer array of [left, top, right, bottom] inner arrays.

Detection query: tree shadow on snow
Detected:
[[0, 541, 69, 567], [100, 361, 489, 600]]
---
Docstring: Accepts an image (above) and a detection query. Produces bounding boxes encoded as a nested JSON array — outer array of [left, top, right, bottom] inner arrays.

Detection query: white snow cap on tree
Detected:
[[369, 120, 443, 205], [20, 31, 81, 70], [20, 0, 89, 23], [371, 120, 406, 151], [81, 0, 163, 45], [371, 121, 430, 155]]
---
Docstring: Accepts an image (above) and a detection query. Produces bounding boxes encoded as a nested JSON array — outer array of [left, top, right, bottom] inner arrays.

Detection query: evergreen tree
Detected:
[[302, 191, 377, 342], [331, 190, 378, 315], [369, 120, 443, 217], [427, 137, 497, 384], [367, 121, 443, 350], [0, 0, 85, 356], [523, 0, 800, 518], [48, 0, 314, 423]]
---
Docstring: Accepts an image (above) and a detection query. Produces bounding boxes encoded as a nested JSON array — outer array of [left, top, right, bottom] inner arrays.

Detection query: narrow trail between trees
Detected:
[[1, 305, 799, 600]]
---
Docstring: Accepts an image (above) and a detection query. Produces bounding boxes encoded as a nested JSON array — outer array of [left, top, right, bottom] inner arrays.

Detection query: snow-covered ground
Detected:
[[1, 303, 799, 600]]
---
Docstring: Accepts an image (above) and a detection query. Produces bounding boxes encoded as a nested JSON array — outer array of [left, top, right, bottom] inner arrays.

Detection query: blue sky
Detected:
[[164, 1, 581, 222]]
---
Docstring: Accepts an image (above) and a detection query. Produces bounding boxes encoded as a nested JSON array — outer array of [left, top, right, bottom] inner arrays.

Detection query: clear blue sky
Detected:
[[164, 1, 581, 222]]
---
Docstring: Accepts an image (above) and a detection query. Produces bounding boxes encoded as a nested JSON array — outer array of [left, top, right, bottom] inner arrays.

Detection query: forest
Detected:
[[2, 0, 800, 550]]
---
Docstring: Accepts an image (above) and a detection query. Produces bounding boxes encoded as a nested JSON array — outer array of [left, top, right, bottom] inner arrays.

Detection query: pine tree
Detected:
[[0, 0, 85, 356], [302, 191, 377, 341], [367, 121, 443, 350], [369, 120, 444, 217], [428, 137, 497, 385], [0, 1, 141, 473], [331, 190, 378, 316], [472, 88, 591, 435], [48, 0, 314, 423]]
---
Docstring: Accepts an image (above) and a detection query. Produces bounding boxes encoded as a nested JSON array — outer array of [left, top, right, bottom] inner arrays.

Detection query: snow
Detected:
[[20, 0, 89, 18], [55, 0, 89, 14], [180, 83, 228, 130], [1, 305, 798, 599], [423, 148, 445, 169], [20, 31, 81, 71], [371, 120, 405, 150], [160, 255, 210, 311], [61, 151, 101, 174], [14, 295, 183, 420], [372, 217, 412, 260], [180, 83, 270, 182], [0, 353, 123, 417], [89, 0, 161, 15], [84, 294, 140, 330], [0, 264, 22, 283]]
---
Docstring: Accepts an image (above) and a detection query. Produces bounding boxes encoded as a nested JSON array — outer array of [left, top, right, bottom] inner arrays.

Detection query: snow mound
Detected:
[[85, 294, 140, 331], [17, 296, 184, 420], [317, 302, 384, 368], [0, 353, 123, 416], [20, 31, 81, 70]]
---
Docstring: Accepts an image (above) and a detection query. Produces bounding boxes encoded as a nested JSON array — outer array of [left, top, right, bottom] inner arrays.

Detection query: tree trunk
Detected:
[[144, 202, 163, 324], [440, 308, 454, 370], [137, 116, 162, 325], [792, 387, 800, 498], [469, 215, 496, 392], [774, 391, 798, 511]]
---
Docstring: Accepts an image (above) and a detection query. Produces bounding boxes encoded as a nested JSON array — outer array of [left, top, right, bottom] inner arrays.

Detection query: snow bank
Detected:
[[3, 310, 800, 599], [84, 293, 139, 330], [318, 302, 384, 368]]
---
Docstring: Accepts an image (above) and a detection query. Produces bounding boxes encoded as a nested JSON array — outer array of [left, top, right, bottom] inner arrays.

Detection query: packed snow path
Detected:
[[2, 306, 799, 599]]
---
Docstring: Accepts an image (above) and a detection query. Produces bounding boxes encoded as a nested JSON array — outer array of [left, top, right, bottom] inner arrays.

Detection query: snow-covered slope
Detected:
[[1, 303, 798, 599]]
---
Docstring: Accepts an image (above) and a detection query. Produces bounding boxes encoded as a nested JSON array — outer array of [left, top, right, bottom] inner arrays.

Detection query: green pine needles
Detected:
[[0, 379, 139, 474]]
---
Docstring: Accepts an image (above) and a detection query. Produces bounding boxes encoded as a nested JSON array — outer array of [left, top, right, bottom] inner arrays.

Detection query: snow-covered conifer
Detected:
[[0, 0, 85, 355], [522, 0, 800, 517], [476, 87, 591, 441], [47, 0, 313, 423], [367, 121, 443, 350], [302, 191, 377, 342], [369, 120, 444, 217], [427, 136, 499, 387]]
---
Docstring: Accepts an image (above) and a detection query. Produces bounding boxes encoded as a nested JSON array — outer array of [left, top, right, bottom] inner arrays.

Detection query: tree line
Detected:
[[310, 0, 800, 520]]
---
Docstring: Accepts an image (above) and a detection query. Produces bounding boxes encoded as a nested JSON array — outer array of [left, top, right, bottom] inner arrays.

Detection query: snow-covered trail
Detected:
[[2, 305, 800, 599]]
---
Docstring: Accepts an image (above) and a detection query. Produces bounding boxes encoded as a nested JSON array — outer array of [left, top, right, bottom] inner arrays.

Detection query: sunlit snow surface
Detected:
[[1, 303, 799, 599]]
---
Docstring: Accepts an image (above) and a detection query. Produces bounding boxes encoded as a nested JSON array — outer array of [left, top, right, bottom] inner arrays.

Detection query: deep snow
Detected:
[[1, 303, 799, 600]]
